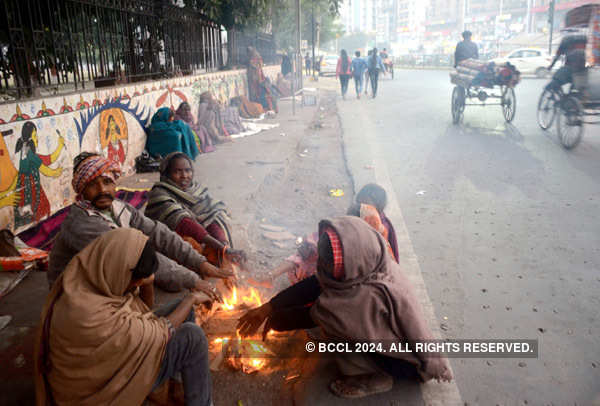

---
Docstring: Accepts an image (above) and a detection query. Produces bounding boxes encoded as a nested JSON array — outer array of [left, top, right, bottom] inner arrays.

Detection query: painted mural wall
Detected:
[[0, 66, 280, 232]]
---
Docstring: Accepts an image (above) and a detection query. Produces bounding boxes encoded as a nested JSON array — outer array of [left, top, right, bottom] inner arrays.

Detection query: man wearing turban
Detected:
[[48, 152, 233, 297]]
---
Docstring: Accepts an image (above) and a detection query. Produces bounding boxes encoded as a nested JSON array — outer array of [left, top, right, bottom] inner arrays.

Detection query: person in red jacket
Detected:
[[336, 49, 353, 100]]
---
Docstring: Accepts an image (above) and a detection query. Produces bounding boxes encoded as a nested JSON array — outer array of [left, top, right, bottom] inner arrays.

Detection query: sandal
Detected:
[[329, 373, 393, 399]]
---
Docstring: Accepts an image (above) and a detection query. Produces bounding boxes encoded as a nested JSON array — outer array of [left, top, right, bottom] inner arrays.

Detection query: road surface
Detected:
[[336, 69, 600, 405]]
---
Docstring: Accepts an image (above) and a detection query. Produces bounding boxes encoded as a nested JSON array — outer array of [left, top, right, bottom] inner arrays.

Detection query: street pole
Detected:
[[459, 0, 465, 33], [292, 0, 300, 115], [548, 0, 555, 55], [526, 0, 532, 33], [312, 0, 316, 81]]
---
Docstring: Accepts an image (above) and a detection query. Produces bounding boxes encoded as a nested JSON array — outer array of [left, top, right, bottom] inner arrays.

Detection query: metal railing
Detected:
[[226, 30, 278, 67], [0, 0, 224, 101]]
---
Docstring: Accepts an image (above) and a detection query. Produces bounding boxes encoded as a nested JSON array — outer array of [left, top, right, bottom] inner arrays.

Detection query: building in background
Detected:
[[340, 0, 600, 58]]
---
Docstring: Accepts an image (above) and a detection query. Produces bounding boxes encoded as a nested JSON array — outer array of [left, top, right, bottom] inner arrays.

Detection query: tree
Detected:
[[270, 0, 343, 52]]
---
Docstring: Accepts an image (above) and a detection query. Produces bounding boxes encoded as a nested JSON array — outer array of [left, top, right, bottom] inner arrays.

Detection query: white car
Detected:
[[319, 55, 338, 76], [493, 48, 553, 78]]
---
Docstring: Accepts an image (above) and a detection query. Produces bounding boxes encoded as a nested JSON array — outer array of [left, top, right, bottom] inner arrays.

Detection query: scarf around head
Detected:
[[310, 216, 452, 382], [34, 228, 169, 405], [175, 102, 195, 125], [72, 155, 121, 196]]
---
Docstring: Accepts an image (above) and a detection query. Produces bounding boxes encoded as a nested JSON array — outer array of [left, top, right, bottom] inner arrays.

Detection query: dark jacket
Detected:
[[454, 40, 479, 67]]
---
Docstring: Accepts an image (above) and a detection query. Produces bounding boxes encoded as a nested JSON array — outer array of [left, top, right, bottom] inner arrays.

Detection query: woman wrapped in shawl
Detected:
[[270, 183, 399, 285], [146, 107, 200, 160], [247, 46, 277, 113], [35, 228, 214, 406], [197, 92, 231, 144], [174, 102, 216, 153], [238, 217, 452, 399], [145, 152, 246, 266]]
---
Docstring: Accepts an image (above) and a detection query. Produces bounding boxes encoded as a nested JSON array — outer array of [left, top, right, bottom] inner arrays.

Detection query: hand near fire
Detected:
[[237, 302, 273, 340], [200, 261, 235, 280], [193, 279, 223, 303], [225, 247, 247, 264]]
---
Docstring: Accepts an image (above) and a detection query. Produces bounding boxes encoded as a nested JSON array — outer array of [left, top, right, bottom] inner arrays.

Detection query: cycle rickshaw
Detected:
[[450, 59, 521, 124], [537, 4, 600, 149]]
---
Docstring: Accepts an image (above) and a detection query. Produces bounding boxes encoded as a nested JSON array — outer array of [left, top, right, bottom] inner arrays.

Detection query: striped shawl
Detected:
[[145, 180, 231, 244]]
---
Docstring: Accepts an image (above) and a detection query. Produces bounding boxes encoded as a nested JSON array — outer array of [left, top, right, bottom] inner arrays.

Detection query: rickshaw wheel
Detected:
[[537, 88, 557, 130], [557, 95, 584, 149], [501, 87, 516, 122], [451, 86, 465, 124]]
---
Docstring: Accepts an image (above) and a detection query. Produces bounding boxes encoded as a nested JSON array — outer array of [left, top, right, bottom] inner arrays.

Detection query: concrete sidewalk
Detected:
[[0, 87, 356, 405]]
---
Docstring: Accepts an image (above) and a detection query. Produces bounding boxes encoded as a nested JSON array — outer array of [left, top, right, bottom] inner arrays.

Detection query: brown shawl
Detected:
[[310, 216, 452, 382], [35, 228, 169, 405], [230, 96, 264, 119]]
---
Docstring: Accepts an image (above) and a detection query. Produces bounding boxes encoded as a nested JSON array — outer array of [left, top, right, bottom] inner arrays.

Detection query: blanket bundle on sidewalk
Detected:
[[451, 59, 520, 88], [17, 189, 149, 251]]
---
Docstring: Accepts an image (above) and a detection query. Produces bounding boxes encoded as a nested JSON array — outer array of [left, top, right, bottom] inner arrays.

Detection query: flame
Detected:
[[221, 286, 263, 311], [222, 286, 238, 310], [242, 288, 263, 307], [210, 284, 272, 373]]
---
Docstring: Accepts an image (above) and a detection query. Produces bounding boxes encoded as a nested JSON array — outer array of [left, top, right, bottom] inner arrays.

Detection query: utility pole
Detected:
[[526, 0, 533, 33], [312, 0, 317, 81], [292, 0, 300, 115], [459, 0, 466, 33], [548, 0, 555, 54]]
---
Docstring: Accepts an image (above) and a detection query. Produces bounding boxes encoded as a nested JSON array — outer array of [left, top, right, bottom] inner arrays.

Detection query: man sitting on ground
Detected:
[[48, 152, 231, 298]]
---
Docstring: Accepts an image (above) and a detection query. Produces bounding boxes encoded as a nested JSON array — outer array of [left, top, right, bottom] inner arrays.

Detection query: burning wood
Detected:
[[200, 283, 279, 374]]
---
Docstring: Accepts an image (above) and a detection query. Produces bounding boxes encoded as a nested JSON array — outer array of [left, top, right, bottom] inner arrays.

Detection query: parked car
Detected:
[[320, 55, 338, 76], [492, 48, 553, 78]]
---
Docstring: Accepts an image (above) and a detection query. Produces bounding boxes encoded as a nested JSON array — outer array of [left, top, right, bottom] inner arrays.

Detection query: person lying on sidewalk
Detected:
[[270, 183, 399, 284], [238, 217, 453, 399], [48, 153, 230, 298], [146, 107, 200, 160], [145, 152, 246, 268], [230, 95, 265, 119], [36, 228, 214, 406]]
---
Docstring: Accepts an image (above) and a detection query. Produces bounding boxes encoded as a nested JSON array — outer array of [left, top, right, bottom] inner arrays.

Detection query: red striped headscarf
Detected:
[[72, 155, 121, 196], [322, 226, 344, 280]]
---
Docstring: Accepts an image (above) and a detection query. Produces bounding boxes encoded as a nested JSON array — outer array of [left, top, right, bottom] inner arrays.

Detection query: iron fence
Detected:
[[0, 0, 224, 101], [226, 30, 278, 67]]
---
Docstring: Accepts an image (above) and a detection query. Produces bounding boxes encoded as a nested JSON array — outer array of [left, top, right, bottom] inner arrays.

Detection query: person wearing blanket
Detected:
[[238, 216, 452, 399], [48, 153, 231, 298], [145, 152, 246, 267], [36, 228, 215, 406]]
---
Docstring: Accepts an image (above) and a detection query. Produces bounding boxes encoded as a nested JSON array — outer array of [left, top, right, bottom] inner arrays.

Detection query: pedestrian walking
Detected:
[[281, 53, 292, 77], [336, 50, 352, 100], [364, 50, 372, 96], [351, 51, 368, 99], [367, 47, 385, 98], [305, 53, 311, 76]]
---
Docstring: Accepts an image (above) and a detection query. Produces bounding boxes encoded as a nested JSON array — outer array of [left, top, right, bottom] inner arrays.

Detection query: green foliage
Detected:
[[270, 0, 344, 51], [188, 0, 342, 46]]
